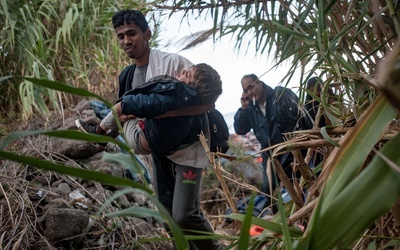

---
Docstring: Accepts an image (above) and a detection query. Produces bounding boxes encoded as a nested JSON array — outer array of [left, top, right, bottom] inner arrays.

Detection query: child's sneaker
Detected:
[[75, 119, 107, 149], [75, 119, 105, 135]]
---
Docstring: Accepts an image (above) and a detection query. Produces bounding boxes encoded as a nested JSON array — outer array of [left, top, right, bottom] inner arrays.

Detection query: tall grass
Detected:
[[1, 0, 400, 249], [0, 0, 150, 120]]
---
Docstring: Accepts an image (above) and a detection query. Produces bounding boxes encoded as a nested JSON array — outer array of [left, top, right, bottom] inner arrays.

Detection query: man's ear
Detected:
[[145, 29, 152, 41]]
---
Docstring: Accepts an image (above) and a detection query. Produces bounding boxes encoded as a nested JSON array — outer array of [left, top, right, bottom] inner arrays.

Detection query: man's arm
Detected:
[[156, 103, 215, 118], [234, 93, 253, 135], [233, 108, 252, 135]]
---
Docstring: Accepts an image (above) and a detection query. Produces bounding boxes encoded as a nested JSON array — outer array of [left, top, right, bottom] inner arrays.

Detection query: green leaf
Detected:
[[107, 206, 164, 221], [320, 95, 397, 213], [102, 152, 149, 184], [19, 76, 112, 106], [227, 214, 303, 238], [0, 150, 145, 189], [0, 130, 124, 150], [237, 192, 255, 249], [320, 126, 340, 147], [297, 95, 398, 249], [308, 132, 400, 249]]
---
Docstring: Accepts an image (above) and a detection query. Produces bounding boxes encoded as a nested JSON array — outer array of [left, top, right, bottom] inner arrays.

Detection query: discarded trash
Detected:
[[69, 190, 89, 209], [36, 190, 43, 198], [249, 225, 264, 236]]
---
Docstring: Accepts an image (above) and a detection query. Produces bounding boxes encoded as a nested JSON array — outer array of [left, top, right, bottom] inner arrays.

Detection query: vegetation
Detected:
[[1, 0, 400, 249], [0, 0, 151, 120]]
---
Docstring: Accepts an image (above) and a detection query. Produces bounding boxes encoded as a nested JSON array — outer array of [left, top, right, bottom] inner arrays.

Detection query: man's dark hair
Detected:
[[112, 10, 149, 32], [242, 73, 259, 82], [306, 76, 320, 90], [190, 63, 223, 105]]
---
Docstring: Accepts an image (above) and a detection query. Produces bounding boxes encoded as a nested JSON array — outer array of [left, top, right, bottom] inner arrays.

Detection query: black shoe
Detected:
[[75, 119, 107, 148], [75, 119, 100, 134]]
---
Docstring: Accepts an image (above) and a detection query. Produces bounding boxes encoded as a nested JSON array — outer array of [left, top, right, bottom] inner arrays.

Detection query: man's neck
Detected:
[[258, 84, 267, 105], [134, 47, 151, 67]]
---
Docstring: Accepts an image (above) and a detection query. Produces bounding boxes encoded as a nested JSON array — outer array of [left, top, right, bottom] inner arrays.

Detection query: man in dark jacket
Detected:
[[234, 74, 310, 209]]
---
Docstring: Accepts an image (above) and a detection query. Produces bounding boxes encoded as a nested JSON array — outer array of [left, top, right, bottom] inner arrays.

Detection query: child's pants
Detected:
[[100, 112, 150, 155]]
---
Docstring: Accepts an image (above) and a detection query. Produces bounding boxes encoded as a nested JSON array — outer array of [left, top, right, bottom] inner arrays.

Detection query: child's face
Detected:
[[176, 66, 196, 84]]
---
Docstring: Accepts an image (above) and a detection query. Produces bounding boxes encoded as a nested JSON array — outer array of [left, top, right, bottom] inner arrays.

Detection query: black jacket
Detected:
[[119, 75, 206, 157], [118, 64, 136, 99], [234, 84, 310, 159]]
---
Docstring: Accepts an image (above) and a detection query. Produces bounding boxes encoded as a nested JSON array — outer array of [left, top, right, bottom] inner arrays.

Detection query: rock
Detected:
[[43, 198, 72, 213], [45, 208, 89, 244], [230, 160, 263, 186], [86, 159, 125, 178], [48, 114, 105, 159], [49, 137, 102, 159], [126, 190, 148, 206], [56, 182, 72, 195], [75, 100, 93, 114], [117, 194, 131, 209], [51, 179, 64, 187]]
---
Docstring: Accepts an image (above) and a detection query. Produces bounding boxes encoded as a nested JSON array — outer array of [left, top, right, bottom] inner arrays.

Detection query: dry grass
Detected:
[[0, 158, 174, 249], [0, 110, 173, 249], [199, 123, 400, 249], [1, 106, 400, 249]]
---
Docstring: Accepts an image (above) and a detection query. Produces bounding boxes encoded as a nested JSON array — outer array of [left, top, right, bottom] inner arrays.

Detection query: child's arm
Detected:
[[121, 82, 199, 118]]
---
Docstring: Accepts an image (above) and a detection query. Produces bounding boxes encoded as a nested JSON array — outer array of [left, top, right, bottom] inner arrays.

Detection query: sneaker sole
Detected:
[[75, 119, 107, 149], [75, 119, 89, 134]]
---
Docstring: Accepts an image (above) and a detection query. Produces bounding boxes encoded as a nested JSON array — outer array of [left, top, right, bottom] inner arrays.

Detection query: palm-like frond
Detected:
[[153, 0, 400, 248]]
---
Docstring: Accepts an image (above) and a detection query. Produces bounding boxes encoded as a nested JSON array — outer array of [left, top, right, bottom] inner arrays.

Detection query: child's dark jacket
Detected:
[[120, 75, 207, 157]]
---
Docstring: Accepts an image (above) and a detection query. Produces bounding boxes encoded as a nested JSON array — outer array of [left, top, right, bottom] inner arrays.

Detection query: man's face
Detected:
[[308, 85, 321, 97], [176, 66, 196, 84], [115, 22, 151, 60], [241, 77, 261, 101]]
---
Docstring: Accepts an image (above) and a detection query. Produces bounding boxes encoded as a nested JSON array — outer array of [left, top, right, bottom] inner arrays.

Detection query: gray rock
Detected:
[[126, 191, 148, 206], [57, 182, 72, 195], [49, 137, 102, 159], [86, 159, 125, 178], [45, 208, 89, 244]]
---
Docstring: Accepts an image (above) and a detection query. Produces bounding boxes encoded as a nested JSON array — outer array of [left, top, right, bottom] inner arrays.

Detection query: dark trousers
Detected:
[[152, 156, 222, 250], [261, 153, 294, 207]]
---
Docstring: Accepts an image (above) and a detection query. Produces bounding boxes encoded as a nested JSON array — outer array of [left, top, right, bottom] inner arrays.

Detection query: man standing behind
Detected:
[[110, 10, 221, 250], [234, 74, 311, 211]]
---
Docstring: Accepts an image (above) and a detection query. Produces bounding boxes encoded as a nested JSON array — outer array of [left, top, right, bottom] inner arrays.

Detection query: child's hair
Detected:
[[190, 63, 223, 105], [112, 10, 149, 32]]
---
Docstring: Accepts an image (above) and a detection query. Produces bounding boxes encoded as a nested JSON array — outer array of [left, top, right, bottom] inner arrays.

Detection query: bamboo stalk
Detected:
[[273, 159, 304, 208], [199, 132, 240, 227]]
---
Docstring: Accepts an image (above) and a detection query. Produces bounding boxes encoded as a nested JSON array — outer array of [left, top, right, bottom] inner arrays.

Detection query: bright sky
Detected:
[[158, 13, 302, 128]]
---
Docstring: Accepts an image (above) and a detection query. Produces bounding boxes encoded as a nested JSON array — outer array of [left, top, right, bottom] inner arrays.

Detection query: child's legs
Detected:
[[123, 118, 151, 155]]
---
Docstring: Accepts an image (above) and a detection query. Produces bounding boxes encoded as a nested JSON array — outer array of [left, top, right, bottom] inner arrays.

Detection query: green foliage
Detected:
[[156, 0, 400, 125], [1, 0, 400, 249], [153, 0, 400, 248], [0, 0, 151, 120]]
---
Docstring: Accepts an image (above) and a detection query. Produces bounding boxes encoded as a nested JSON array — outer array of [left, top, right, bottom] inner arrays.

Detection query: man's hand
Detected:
[[114, 102, 135, 123], [118, 114, 136, 123], [157, 103, 215, 118], [241, 92, 251, 109]]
